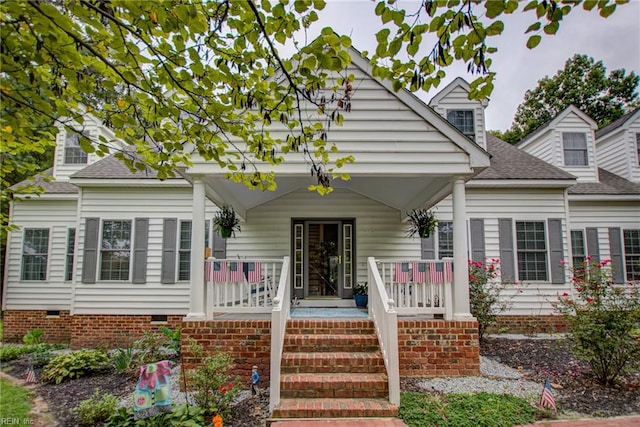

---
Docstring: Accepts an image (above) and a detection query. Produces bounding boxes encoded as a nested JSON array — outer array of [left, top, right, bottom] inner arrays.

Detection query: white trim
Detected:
[[468, 179, 576, 188], [568, 194, 640, 201], [595, 109, 640, 141], [70, 178, 190, 187], [517, 105, 598, 149], [70, 187, 83, 315], [428, 77, 489, 107], [2, 201, 14, 310]]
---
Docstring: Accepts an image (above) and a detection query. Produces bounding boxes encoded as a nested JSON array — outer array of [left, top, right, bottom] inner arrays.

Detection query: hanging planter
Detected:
[[213, 205, 241, 239], [406, 208, 438, 238]]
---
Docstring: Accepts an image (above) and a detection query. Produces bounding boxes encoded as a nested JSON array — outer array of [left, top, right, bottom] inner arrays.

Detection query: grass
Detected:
[[0, 378, 33, 422], [399, 391, 542, 427]]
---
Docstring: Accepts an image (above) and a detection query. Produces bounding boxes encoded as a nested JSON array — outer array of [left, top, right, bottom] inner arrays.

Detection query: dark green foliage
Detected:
[[105, 404, 204, 427], [22, 328, 44, 345], [0, 344, 28, 362], [406, 208, 438, 238], [112, 346, 135, 372], [73, 389, 118, 426], [213, 206, 241, 238], [41, 349, 110, 384], [399, 391, 540, 427], [160, 326, 181, 355]]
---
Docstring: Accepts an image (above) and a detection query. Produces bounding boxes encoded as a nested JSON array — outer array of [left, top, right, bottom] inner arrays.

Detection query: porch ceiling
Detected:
[[202, 174, 453, 218]]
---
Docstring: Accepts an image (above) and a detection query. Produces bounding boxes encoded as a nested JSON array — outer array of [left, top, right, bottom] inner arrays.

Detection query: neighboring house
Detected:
[[2, 47, 639, 413]]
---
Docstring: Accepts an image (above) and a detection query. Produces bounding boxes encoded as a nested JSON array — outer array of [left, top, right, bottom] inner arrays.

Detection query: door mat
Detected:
[[290, 307, 368, 318]]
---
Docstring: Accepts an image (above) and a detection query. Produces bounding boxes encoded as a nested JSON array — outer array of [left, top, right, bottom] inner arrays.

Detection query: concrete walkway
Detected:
[[519, 416, 640, 426]]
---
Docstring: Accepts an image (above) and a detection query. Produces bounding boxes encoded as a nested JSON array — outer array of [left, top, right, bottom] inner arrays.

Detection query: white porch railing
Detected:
[[367, 257, 400, 406], [205, 258, 285, 314], [269, 256, 291, 412], [375, 258, 453, 319]]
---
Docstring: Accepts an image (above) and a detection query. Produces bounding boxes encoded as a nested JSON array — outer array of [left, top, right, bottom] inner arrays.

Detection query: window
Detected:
[[623, 229, 640, 281], [437, 221, 453, 259], [65, 228, 76, 281], [178, 221, 192, 281], [636, 133, 640, 166], [446, 110, 475, 141], [64, 131, 88, 164], [562, 132, 588, 166], [570, 230, 586, 270], [516, 221, 548, 281], [21, 229, 49, 280], [100, 220, 131, 280]]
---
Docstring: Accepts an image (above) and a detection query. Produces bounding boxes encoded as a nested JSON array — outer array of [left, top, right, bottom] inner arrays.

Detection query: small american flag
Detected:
[[395, 262, 410, 282], [444, 261, 453, 283], [212, 261, 227, 282], [245, 262, 261, 282], [412, 262, 426, 283], [24, 365, 36, 383], [429, 261, 443, 283], [228, 261, 244, 282], [539, 379, 557, 412]]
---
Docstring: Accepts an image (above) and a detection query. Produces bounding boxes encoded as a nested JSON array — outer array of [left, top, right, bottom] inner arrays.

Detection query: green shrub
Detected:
[[185, 339, 240, 419], [23, 328, 44, 345], [134, 331, 166, 365], [0, 344, 28, 362], [555, 258, 640, 385], [105, 404, 204, 427], [112, 346, 135, 372], [160, 326, 181, 355], [73, 389, 118, 425], [41, 349, 110, 384], [399, 391, 540, 427]]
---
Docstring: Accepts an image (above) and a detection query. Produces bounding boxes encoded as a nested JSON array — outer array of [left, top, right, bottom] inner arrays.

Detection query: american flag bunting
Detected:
[[395, 262, 410, 282], [412, 262, 427, 283], [245, 262, 262, 282]]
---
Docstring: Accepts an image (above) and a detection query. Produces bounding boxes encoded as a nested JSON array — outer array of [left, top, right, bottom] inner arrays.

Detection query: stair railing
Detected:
[[269, 256, 291, 412], [367, 256, 400, 406]]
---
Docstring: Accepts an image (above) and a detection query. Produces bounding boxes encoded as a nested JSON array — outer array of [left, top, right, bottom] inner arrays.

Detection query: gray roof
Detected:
[[474, 134, 576, 181], [10, 168, 78, 194], [71, 153, 169, 179], [595, 108, 640, 139], [568, 168, 640, 195]]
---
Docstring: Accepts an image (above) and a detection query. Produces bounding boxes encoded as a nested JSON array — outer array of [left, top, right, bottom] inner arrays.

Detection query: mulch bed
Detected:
[[4, 338, 640, 425]]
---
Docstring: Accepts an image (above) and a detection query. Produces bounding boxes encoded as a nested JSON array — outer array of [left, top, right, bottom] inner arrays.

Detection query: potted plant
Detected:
[[406, 208, 438, 238], [213, 205, 241, 238], [353, 282, 368, 308]]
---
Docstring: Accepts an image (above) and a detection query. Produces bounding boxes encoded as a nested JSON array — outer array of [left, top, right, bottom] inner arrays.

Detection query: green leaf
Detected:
[[376, 28, 391, 43], [486, 21, 504, 36], [525, 22, 541, 33], [526, 35, 542, 49], [600, 4, 616, 17], [485, 0, 505, 19], [543, 22, 559, 35]]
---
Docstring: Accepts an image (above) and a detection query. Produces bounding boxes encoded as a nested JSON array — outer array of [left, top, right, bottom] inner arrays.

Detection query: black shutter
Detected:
[[132, 218, 149, 284], [586, 227, 600, 263], [469, 219, 485, 263], [548, 218, 564, 284], [81, 218, 99, 284], [608, 227, 624, 284], [161, 218, 177, 284], [498, 218, 515, 282]]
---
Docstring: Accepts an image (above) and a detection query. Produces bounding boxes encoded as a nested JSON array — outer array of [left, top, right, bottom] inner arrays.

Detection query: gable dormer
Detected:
[[516, 106, 598, 183], [595, 108, 640, 183], [52, 115, 119, 182], [429, 77, 488, 150]]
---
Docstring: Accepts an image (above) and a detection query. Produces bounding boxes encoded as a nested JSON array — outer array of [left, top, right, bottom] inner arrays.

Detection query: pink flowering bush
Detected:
[[469, 259, 516, 340], [554, 257, 640, 386]]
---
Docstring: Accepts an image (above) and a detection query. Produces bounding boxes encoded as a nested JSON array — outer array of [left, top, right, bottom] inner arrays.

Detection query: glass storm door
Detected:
[[292, 220, 354, 299]]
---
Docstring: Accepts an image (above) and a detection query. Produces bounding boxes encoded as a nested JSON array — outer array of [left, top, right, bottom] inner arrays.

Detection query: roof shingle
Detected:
[[10, 168, 78, 194], [568, 168, 640, 195]]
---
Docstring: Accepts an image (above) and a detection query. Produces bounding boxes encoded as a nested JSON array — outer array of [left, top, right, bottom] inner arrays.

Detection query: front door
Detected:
[[292, 219, 354, 299]]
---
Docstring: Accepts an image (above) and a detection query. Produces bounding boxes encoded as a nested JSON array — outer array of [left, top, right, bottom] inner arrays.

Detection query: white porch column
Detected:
[[186, 176, 206, 320], [452, 177, 473, 320]]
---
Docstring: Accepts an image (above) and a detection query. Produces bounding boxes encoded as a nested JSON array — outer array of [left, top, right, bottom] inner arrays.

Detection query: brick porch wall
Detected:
[[70, 315, 183, 349], [398, 319, 480, 377], [181, 320, 272, 384], [490, 315, 569, 335], [2, 310, 72, 344]]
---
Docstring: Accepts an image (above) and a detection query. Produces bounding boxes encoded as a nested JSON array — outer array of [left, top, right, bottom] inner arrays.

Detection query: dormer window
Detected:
[[446, 110, 475, 141], [562, 132, 588, 166], [636, 133, 639, 166], [64, 132, 88, 164]]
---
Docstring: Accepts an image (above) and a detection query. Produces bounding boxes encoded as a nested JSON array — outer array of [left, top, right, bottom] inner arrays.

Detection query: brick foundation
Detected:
[[398, 319, 480, 377], [491, 315, 568, 335], [181, 320, 272, 383], [70, 315, 183, 349], [2, 310, 72, 344]]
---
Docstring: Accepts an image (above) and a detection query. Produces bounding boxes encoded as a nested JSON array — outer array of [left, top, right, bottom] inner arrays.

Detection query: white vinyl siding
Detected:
[[553, 112, 597, 182], [623, 229, 640, 281], [21, 229, 50, 281], [562, 132, 588, 166]]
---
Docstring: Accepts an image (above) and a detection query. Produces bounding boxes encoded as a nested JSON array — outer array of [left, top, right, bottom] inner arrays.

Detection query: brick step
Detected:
[[271, 398, 399, 419], [281, 351, 385, 374], [284, 334, 380, 353], [280, 373, 388, 399], [286, 319, 376, 335]]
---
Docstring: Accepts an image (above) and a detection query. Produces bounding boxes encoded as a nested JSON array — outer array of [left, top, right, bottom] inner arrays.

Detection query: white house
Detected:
[[3, 47, 639, 420]]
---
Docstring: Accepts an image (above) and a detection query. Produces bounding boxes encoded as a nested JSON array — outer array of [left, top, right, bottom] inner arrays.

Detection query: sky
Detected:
[[305, 0, 640, 131]]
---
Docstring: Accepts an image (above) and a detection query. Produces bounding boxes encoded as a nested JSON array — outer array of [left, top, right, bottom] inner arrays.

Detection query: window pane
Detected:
[[64, 132, 88, 164], [22, 229, 49, 281], [623, 229, 640, 281], [446, 110, 475, 140], [570, 230, 585, 270], [516, 221, 548, 281], [438, 221, 453, 259], [563, 132, 588, 166], [100, 220, 131, 281], [178, 221, 192, 281], [66, 228, 76, 281]]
